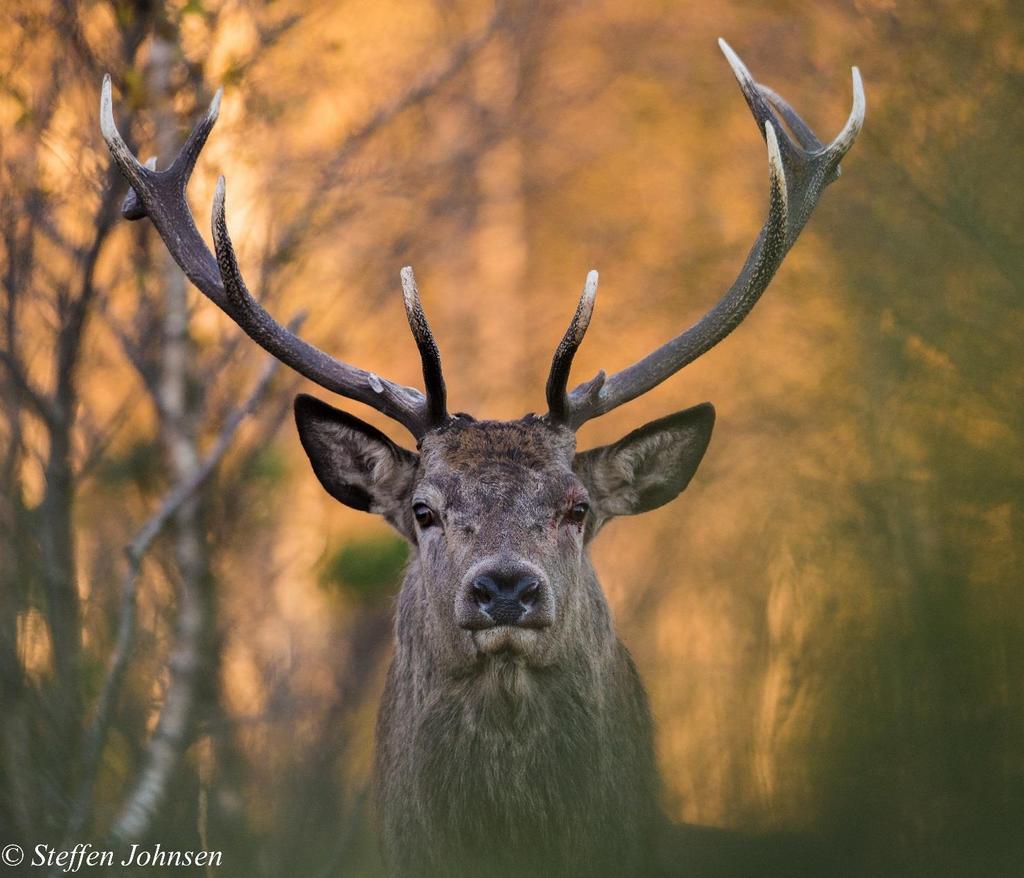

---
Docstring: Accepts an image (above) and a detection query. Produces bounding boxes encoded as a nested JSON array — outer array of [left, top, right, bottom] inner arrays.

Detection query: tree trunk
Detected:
[[110, 35, 217, 842]]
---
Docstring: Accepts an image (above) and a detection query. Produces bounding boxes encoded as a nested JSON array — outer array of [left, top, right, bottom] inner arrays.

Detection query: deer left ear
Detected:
[[574, 403, 715, 521], [294, 394, 419, 537]]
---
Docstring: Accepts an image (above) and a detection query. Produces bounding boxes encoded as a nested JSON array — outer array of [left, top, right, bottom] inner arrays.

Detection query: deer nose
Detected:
[[469, 570, 542, 627]]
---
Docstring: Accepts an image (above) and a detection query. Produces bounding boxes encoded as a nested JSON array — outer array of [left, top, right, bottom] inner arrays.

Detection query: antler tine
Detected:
[[826, 67, 865, 167], [551, 41, 864, 430], [209, 178, 439, 435], [101, 76, 443, 439], [716, 40, 806, 173], [546, 270, 599, 423], [758, 85, 823, 152], [101, 75, 232, 302], [759, 65, 864, 176], [100, 75, 150, 194], [400, 267, 448, 426], [169, 87, 222, 184], [119, 86, 222, 221]]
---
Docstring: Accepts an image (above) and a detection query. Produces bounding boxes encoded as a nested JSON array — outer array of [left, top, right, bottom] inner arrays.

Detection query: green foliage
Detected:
[[96, 439, 164, 492], [179, 0, 206, 18], [319, 534, 409, 603], [241, 445, 288, 486], [220, 57, 247, 88]]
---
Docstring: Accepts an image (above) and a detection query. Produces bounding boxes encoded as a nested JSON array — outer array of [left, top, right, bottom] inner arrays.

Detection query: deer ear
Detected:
[[294, 394, 418, 534], [574, 403, 715, 521]]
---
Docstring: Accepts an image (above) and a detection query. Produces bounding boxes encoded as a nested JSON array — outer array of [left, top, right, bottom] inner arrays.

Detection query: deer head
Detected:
[[100, 40, 864, 674]]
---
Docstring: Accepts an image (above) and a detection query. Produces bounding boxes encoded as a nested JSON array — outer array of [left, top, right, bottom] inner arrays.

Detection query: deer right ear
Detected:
[[294, 394, 419, 535], [574, 403, 715, 525]]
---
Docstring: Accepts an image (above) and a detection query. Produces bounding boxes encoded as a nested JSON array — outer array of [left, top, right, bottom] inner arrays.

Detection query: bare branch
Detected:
[[64, 325, 298, 841], [0, 349, 57, 428]]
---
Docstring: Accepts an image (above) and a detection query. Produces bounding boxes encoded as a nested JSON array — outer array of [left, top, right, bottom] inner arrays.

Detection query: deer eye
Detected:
[[412, 502, 437, 529], [564, 502, 589, 527]]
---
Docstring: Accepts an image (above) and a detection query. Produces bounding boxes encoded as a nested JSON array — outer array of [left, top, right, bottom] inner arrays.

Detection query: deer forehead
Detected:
[[416, 418, 579, 506], [421, 418, 576, 468]]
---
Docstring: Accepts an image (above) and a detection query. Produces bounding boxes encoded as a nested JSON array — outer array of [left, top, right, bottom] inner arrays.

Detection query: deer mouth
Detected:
[[472, 626, 543, 658]]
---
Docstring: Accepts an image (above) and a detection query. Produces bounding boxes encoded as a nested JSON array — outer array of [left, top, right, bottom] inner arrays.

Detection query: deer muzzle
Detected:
[[458, 560, 552, 632]]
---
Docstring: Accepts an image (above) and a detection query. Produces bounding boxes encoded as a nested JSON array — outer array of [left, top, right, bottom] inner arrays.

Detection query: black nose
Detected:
[[470, 570, 542, 626]]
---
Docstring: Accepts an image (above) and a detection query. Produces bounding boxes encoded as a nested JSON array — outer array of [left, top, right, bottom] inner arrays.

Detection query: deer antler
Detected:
[[100, 76, 448, 438], [546, 40, 865, 430]]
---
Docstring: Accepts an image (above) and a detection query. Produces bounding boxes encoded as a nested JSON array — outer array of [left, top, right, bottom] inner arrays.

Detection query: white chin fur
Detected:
[[472, 627, 541, 657]]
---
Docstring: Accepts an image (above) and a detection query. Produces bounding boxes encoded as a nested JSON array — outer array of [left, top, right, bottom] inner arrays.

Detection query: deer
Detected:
[[100, 39, 863, 878]]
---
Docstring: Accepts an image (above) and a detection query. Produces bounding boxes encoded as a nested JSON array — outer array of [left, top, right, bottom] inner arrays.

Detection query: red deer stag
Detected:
[[100, 39, 863, 878]]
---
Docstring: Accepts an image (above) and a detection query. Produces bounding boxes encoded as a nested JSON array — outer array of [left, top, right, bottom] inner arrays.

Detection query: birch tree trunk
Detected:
[[110, 35, 217, 842]]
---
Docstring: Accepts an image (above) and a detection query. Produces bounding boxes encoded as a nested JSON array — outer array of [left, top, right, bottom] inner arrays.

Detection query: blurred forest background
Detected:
[[1, 0, 1021, 875]]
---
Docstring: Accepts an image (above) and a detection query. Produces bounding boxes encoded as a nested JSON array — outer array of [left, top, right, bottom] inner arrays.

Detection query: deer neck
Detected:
[[377, 560, 658, 877]]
